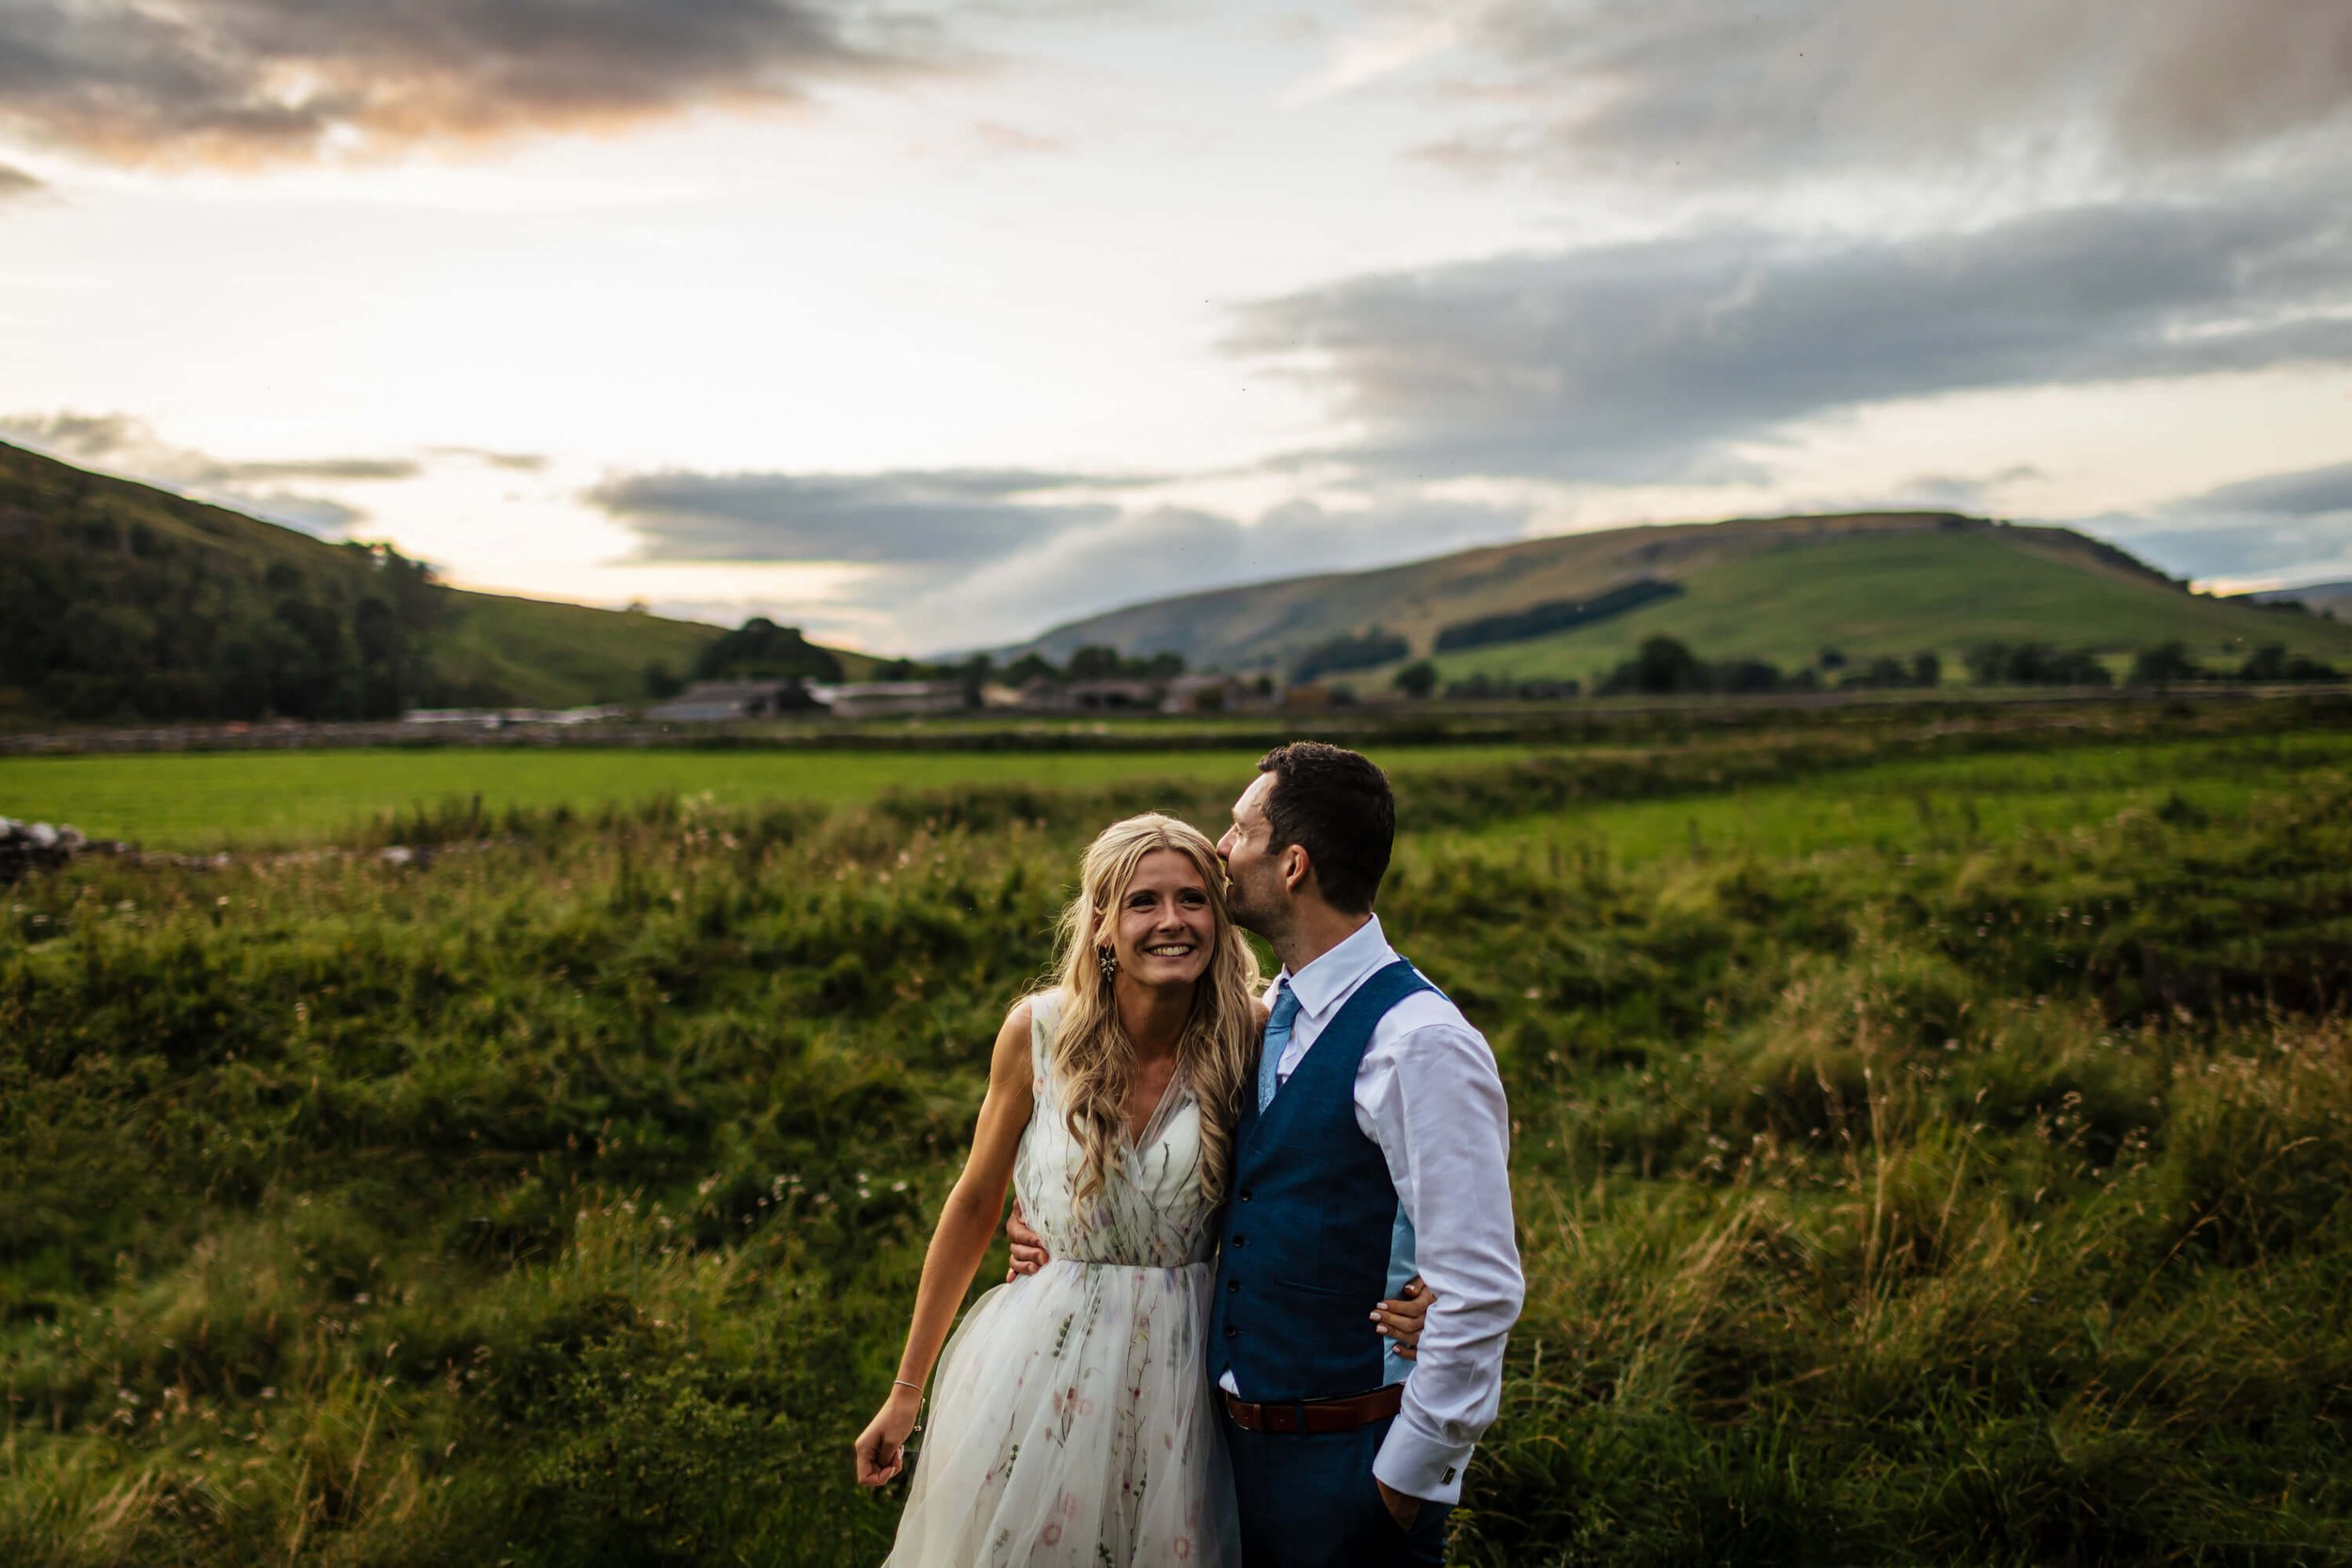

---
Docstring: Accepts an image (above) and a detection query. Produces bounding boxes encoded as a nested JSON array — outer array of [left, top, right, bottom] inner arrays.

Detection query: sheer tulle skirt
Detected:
[[882, 1259, 1240, 1567]]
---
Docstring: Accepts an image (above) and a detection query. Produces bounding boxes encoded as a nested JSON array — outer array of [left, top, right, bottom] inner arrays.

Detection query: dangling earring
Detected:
[[1098, 947, 1119, 982]]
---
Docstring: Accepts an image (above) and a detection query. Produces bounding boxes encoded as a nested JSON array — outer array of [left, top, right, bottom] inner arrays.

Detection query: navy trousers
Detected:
[[1220, 1409, 1451, 1568]]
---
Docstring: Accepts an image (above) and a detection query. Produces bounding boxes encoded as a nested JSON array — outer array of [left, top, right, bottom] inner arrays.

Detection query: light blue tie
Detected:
[[1257, 981, 1300, 1112]]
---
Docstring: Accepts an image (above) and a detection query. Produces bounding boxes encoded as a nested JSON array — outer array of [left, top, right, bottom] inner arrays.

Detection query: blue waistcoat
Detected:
[[1209, 958, 1437, 1401]]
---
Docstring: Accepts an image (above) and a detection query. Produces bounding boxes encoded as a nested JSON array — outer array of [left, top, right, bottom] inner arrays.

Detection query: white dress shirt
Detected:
[[1216, 916, 1524, 1506]]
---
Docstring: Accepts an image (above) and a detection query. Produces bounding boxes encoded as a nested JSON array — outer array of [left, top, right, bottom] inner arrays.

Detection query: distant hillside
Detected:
[[0, 439, 858, 723], [1007, 512, 2352, 683], [2244, 580, 2352, 616]]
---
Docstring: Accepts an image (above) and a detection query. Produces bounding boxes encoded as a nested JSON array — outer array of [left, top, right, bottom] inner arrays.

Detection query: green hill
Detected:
[[1008, 512, 2352, 681], [2245, 580, 2352, 616], [1433, 530, 2352, 688], [0, 439, 864, 723]]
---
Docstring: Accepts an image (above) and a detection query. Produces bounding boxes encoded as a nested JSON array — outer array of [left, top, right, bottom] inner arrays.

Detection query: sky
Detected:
[[4, 0, 2349, 655]]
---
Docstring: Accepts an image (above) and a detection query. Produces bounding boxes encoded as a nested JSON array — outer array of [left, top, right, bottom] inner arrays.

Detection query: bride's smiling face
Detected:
[[1106, 847, 1218, 989]]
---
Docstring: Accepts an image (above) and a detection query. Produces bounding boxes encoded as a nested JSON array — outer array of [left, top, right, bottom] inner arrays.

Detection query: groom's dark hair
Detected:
[[1256, 741, 1393, 914]]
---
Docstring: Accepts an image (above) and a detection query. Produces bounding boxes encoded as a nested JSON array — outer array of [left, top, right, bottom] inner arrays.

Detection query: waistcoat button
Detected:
[[1231, 1235, 1246, 1246], [1226, 1279, 1240, 1293], [1223, 1324, 1239, 1338]]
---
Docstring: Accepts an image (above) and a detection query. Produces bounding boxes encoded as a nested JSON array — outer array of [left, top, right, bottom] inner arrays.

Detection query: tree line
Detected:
[[645, 618, 848, 697], [1382, 636, 2344, 701], [664, 629, 1196, 699], [4, 502, 460, 723]]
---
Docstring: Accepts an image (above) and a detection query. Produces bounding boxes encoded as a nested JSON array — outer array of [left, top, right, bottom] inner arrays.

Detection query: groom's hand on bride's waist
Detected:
[[1004, 1199, 1050, 1281]]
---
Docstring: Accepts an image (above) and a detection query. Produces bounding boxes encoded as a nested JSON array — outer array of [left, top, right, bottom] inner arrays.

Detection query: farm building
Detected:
[[1019, 678, 1165, 713], [1160, 673, 1276, 714], [817, 681, 971, 719], [645, 680, 825, 721], [402, 705, 625, 727]]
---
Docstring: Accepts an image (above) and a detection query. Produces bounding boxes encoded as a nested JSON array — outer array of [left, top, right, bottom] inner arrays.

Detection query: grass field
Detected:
[[14, 701, 2344, 853], [0, 745, 1546, 849], [1427, 731, 2352, 864], [1422, 533, 2352, 687], [6, 700, 2350, 1566]]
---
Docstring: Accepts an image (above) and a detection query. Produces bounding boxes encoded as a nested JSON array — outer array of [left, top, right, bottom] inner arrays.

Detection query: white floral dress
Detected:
[[882, 990, 1239, 1567]]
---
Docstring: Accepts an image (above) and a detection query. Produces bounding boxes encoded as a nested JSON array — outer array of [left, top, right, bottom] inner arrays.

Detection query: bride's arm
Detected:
[[854, 998, 1038, 1486]]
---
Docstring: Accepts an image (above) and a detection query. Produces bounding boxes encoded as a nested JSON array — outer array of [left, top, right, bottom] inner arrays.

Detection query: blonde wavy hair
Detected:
[[1049, 814, 1261, 1206]]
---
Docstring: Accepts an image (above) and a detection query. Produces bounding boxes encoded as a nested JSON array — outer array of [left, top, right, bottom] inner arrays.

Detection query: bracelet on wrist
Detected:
[[892, 1378, 925, 1433]]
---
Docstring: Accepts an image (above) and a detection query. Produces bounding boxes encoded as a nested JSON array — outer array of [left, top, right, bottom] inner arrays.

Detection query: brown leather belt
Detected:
[[1221, 1382, 1403, 1435]]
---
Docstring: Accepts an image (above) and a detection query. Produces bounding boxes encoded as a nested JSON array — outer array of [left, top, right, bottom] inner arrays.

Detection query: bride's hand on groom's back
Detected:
[[1001, 1195, 1435, 1351], [1003, 1198, 1050, 1282], [1373, 1275, 1435, 1359]]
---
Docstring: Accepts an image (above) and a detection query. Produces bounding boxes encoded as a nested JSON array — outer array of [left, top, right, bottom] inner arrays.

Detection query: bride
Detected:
[[853, 814, 1426, 1565]]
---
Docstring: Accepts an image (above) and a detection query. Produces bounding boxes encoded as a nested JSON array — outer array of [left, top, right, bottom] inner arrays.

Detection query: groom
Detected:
[[1016, 741, 1523, 1566]]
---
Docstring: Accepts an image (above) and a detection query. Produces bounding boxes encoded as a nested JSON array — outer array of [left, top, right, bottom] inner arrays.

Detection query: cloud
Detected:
[[588, 467, 1124, 565], [588, 453, 1531, 647], [0, 410, 421, 484], [2183, 459, 2352, 519], [1403, 135, 1523, 180], [0, 408, 434, 537], [898, 493, 1529, 652], [0, 0, 934, 167], [427, 445, 549, 472], [0, 161, 41, 199], [222, 456, 423, 482], [2081, 457, 2352, 584], [1279, 10, 1464, 107], [1869, 467, 2046, 514], [3, 410, 141, 461], [235, 492, 370, 538], [1439, 0, 2352, 183], [971, 120, 1064, 154], [1228, 189, 2352, 485]]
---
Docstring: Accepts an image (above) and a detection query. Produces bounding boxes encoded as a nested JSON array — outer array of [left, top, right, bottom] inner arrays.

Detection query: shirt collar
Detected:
[[1272, 914, 1394, 1021]]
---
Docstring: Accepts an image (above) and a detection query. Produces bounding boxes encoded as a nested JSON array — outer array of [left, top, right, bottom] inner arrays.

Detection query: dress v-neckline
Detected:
[[1120, 1063, 1187, 1157]]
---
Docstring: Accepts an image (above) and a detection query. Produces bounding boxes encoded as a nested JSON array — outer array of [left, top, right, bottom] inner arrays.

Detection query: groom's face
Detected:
[[1215, 772, 1287, 936]]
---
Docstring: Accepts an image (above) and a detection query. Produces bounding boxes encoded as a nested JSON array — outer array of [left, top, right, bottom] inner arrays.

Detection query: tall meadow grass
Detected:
[[5, 704, 2349, 1565]]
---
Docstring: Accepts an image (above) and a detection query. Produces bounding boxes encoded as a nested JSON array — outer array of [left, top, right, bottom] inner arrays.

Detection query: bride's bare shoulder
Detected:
[[1001, 990, 1067, 1045], [986, 995, 1047, 1090]]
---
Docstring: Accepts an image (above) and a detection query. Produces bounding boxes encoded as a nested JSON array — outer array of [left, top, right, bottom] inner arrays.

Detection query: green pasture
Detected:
[[16, 704, 2348, 854], [0, 744, 1537, 850], [1434, 731, 2352, 865]]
